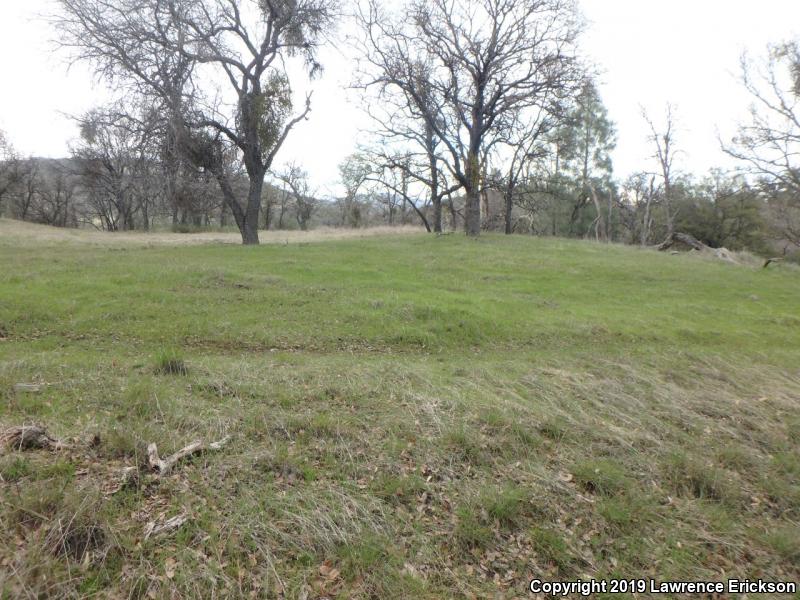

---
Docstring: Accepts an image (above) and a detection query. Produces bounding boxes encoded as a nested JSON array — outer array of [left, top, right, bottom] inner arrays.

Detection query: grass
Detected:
[[154, 348, 189, 375], [1, 223, 799, 598]]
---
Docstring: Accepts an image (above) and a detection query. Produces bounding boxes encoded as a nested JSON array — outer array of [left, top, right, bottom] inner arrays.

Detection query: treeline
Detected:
[[0, 0, 797, 257], [0, 112, 318, 232], [0, 128, 784, 252]]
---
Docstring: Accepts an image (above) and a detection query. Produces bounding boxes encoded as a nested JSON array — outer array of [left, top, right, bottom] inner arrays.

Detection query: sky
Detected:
[[1, 0, 799, 194]]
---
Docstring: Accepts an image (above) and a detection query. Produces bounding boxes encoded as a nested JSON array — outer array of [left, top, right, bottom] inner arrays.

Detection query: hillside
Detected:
[[1, 226, 799, 598]]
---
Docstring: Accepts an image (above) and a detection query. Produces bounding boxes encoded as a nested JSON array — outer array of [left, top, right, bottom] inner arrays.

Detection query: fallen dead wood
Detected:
[[763, 257, 785, 269], [14, 383, 43, 393], [658, 232, 708, 252], [657, 232, 738, 264], [143, 514, 189, 540], [106, 436, 231, 495], [1, 425, 69, 452], [147, 436, 231, 476]]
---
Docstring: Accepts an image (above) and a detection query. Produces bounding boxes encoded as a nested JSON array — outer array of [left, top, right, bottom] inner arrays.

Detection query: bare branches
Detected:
[[53, 0, 338, 244], [273, 161, 319, 230], [723, 43, 800, 192], [723, 40, 800, 249], [643, 104, 680, 238], [355, 0, 582, 235]]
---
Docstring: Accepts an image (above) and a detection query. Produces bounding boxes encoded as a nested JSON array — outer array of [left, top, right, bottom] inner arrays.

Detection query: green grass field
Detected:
[[1, 223, 799, 598]]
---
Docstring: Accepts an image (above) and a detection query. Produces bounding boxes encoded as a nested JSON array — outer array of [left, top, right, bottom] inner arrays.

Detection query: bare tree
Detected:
[[357, 0, 581, 236], [358, 157, 408, 226], [360, 151, 439, 230], [723, 41, 800, 248], [31, 167, 80, 228], [643, 104, 680, 240], [338, 154, 372, 228], [618, 172, 657, 246], [10, 160, 41, 222], [493, 102, 562, 234], [71, 108, 159, 230], [364, 146, 454, 232], [274, 163, 318, 231], [353, 33, 459, 232], [55, 0, 337, 244]]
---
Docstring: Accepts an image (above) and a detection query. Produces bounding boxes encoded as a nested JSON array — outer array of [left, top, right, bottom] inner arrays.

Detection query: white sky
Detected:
[[1, 0, 799, 193]]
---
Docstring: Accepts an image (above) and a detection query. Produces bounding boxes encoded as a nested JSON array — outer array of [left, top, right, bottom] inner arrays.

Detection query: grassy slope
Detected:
[[0, 231, 799, 598]]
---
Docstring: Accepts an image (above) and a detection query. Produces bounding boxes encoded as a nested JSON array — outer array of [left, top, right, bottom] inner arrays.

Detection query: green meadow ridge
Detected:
[[1, 229, 799, 598]]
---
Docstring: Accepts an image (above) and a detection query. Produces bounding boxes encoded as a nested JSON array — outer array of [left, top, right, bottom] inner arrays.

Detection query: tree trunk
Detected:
[[165, 154, 180, 227], [430, 162, 442, 233], [432, 196, 443, 233], [447, 193, 458, 230], [242, 218, 259, 244], [589, 186, 605, 242], [211, 167, 246, 240], [142, 201, 150, 231], [480, 187, 490, 221], [464, 176, 480, 235], [663, 170, 674, 238], [406, 198, 431, 232], [425, 126, 443, 233], [641, 195, 652, 246], [465, 187, 481, 236], [277, 187, 288, 230], [464, 149, 481, 236], [504, 180, 514, 235], [242, 176, 263, 245], [263, 199, 271, 229]]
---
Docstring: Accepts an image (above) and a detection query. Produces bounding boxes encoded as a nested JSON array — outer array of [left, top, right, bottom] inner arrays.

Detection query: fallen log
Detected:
[[657, 232, 709, 252], [147, 436, 231, 476], [657, 232, 738, 264], [763, 257, 785, 269]]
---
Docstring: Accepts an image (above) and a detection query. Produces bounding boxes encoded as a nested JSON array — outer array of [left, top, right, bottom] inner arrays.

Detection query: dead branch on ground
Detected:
[[146, 436, 231, 476], [143, 514, 190, 540], [763, 257, 785, 268]]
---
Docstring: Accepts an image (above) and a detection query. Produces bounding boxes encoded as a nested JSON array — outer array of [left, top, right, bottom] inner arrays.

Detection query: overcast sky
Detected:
[[1, 0, 799, 194]]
